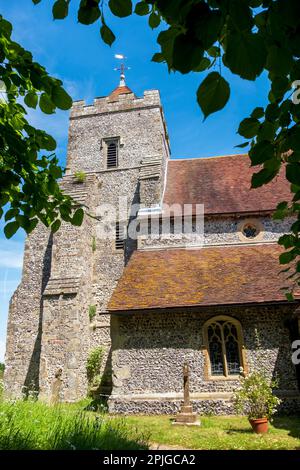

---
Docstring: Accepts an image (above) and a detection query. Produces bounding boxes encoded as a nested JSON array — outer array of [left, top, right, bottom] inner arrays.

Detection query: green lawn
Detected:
[[0, 400, 148, 450], [0, 395, 299, 450], [125, 415, 300, 450]]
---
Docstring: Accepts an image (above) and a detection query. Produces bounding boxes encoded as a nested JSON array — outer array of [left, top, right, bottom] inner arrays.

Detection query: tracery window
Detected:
[[204, 316, 245, 378]]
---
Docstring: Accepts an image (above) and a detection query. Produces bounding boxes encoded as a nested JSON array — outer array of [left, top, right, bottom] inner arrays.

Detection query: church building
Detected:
[[4, 75, 300, 414]]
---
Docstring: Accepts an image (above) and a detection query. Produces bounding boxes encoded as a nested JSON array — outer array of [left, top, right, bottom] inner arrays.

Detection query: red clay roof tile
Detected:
[[163, 155, 291, 215], [108, 244, 296, 312], [109, 85, 133, 101]]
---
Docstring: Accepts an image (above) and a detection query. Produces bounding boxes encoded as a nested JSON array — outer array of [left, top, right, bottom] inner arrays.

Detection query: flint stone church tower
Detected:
[[4, 76, 300, 414]]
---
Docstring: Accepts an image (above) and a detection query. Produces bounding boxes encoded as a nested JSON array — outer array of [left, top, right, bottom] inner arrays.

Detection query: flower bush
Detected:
[[233, 371, 281, 420]]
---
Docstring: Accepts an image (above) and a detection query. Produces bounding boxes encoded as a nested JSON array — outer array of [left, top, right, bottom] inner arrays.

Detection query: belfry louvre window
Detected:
[[107, 140, 118, 168], [115, 221, 125, 250], [204, 316, 245, 378]]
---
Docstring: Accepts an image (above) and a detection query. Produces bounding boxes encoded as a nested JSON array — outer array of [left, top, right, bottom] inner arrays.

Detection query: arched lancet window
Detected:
[[204, 316, 246, 378]]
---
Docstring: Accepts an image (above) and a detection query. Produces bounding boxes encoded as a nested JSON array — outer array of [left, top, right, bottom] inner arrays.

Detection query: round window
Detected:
[[242, 223, 258, 239]]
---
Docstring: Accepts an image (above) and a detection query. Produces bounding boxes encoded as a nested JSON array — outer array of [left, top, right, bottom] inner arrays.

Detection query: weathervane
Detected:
[[114, 54, 130, 86]]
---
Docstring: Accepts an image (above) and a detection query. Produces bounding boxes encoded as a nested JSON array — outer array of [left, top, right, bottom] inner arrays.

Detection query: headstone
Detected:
[[50, 368, 63, 405], [173, 362, 200, 426]]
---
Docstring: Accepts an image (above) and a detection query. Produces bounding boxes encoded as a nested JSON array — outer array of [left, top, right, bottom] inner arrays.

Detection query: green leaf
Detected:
[[193, 57, 211, 72], [197, 72, 230, 119], [100, 23, 116, 46], [188, 7, 223, 50], [286, 163, 300, 186], [4, 208, 18, 222], [157, 27, 179, 70], [235, 141, 249, 149], [51, 219, 61, 233], [109, 0, 132, 18], [238, 118, 260, 139], [78, 5, 101, 25], [4, 221, 20, 239], [224, 32, 266, 80], [41, 134, 57, 151], [207, 46, 220, 58], [251, 167, 278, 188], [251, 107, 264, 119], [277, 201, 288, 211], [265, 103, 279, 122], [271, 76, 289, 101], [279, 250, 297, 265], [134, 2, 149, 16], [172, 34, 203, 74], [28, 218, 39, 233], [24, 91, 38, 109], [51, 86, 72, 110], [149, 12, 160, 29], [249, 141, 274, 166], [228, 0, 253, 32], [257, 121, 277, 142], [0, 18, 12, 38], [254, 10, 267, 27], [286, 292, 294, 302], [266, 45, 293, 76], [72, 208, 84, 226], [151, 53, 164, 63], [52, 0, 69, 20], [278, 233, 294, 249], [288, 152, 300, 163], [39, 93, 55, 114]]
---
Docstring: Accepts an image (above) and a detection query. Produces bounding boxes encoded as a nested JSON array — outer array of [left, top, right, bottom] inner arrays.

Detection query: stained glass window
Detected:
[[208, 323, 224, 375], [206, 318, 243, 377]]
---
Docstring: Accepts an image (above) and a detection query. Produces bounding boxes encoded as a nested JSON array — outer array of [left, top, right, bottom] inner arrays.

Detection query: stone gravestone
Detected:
[[173, 362, 200, 426], [50, 368, 63, 405]]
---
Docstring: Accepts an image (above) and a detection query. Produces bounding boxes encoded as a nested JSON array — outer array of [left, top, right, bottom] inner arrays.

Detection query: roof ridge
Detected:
[[170, 154, 248, 162]]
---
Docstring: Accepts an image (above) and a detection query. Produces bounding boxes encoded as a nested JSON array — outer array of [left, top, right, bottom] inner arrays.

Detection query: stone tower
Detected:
[[4, 80, 170, 401]]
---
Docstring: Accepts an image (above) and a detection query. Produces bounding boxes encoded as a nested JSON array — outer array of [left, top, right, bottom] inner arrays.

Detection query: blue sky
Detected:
[[0, 0, 270, 361]]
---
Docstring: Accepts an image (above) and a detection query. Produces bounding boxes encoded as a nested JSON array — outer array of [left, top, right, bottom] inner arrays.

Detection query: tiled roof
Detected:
[[108, 244, 295, 312], [163, 155, 291, 215], [109, 85, 133, 101]]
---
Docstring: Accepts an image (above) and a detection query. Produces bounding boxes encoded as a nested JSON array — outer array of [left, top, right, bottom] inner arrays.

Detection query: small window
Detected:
[[115, 221, 125, 250], [204, 316, 245, 378], [242, 223, 258, 238], [107, 140, 118, 168], [238, 218, 263, 242]]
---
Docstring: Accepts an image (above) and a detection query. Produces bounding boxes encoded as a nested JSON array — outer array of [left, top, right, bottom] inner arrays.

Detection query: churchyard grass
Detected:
[[0, 392, 299, 450], [0, 400, 148, 450], [126, 415, 300, 450]]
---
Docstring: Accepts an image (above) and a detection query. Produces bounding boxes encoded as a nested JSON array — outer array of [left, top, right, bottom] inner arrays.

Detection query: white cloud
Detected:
[[0, 240, 24, 269]]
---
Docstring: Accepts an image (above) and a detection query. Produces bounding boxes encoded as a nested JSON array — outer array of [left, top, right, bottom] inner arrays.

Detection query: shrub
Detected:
[[87, 347, 103, 386], [88, 304, 97, 322], [91, 236, 96, 252], [233, 371, 281, 420], [74, 171, 86, 183]]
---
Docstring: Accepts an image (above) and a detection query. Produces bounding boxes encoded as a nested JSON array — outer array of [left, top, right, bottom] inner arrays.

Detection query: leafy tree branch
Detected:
[[0, 14, 84, 238]]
